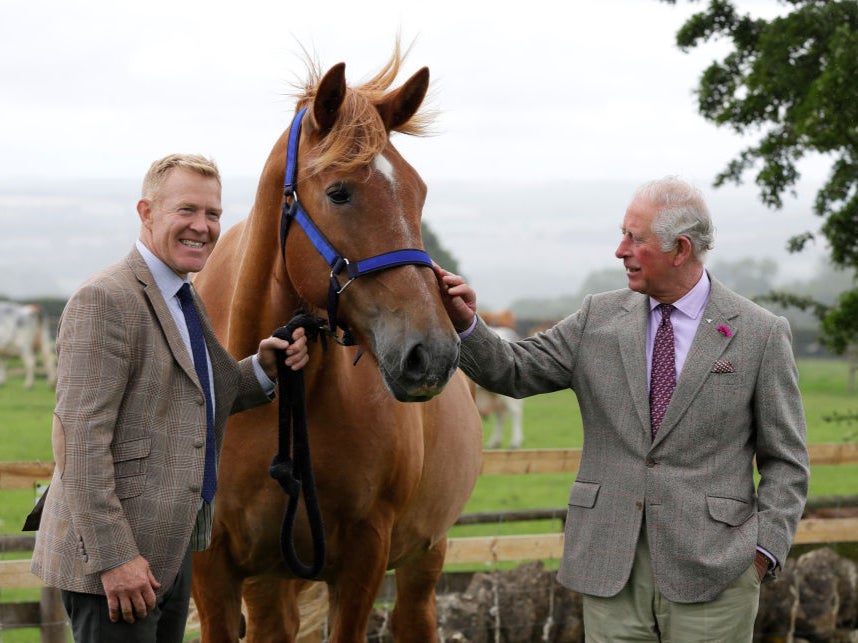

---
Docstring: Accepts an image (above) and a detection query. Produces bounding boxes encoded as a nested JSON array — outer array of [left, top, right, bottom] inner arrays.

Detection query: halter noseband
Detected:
[[280, 107, 434, 343]]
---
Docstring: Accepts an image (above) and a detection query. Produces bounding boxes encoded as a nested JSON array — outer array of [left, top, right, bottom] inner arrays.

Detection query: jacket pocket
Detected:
[[568, 480, 601, 508], [706, 495, 754, 526], [111, 437, 150, 498]]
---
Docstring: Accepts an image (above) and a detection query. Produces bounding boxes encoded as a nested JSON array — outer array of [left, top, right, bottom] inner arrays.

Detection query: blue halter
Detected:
[[280, 107, 434, 342]]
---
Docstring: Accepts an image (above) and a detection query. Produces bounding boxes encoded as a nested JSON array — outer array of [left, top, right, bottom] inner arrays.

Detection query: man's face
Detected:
[[615, 197, 677, 300], [138, 168, 222, 279]]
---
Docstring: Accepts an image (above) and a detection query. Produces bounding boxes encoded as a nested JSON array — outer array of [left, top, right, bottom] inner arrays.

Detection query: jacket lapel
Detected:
[[653, 278, 738, 445], [194, 292, 242, 431], [129, 247, 246, 440], [127, 249, 201, 393], [618, 294, 652, 434]]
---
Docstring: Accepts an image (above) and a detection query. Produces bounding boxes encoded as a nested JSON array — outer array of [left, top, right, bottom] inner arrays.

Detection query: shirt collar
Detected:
[[649, 270, 710, 321], [136, 240, 188, 299]]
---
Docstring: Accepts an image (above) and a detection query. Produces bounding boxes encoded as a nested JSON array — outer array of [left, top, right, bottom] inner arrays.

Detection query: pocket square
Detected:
[[711, 359, 736, 374]]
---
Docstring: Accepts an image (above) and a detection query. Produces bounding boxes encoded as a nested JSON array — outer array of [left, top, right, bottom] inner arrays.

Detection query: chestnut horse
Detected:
[[191, 49, 483, 641]]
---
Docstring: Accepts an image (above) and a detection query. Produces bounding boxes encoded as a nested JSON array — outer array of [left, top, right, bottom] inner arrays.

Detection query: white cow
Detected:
[[0, 302, 57, 389], [474, 325, 525, 449]]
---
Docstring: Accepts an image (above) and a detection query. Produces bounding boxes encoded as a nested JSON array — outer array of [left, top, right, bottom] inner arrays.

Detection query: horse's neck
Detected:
[[227, 165, 304, 355]]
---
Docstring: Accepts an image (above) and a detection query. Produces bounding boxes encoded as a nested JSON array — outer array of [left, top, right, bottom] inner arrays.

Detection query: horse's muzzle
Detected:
[[379, 333, 460, 402]]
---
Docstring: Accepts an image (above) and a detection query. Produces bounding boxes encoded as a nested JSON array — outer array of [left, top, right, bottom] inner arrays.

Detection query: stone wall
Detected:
[[366, 547, 858, 642]]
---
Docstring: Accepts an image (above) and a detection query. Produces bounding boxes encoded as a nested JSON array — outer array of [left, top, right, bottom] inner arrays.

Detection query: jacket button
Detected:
[[194, 439, 204, 448], [645, 458, 656, 468], [635, 501, 643, 511]]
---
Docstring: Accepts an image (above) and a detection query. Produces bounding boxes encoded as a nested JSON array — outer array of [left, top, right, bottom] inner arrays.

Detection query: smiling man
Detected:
[[29, 154, 310, 642], [137, 160, 223, 277], [436, 175, 809, 642]]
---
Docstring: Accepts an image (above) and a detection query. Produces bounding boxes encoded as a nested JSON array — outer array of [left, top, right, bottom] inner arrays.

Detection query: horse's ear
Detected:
[[313, 62, 347, 132], [376, 66, 429, 132]]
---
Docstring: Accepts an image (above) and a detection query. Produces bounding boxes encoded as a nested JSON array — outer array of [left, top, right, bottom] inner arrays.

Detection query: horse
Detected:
[[474, 326, 525, 449], [472, 310, 525, 449], [191, 48, 484, 642]]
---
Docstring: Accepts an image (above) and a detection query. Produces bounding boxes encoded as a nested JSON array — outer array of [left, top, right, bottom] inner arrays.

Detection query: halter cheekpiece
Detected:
[[280, 107, 434, 343]]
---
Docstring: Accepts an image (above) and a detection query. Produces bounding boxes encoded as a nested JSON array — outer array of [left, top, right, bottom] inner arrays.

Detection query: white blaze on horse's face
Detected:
[[373, 153, 396, 188]]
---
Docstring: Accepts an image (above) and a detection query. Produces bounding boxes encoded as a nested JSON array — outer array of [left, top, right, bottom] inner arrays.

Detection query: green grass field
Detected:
[[451, 357, 858, 542], [1, 358, 857, 640], [2, 358, 858, 537]]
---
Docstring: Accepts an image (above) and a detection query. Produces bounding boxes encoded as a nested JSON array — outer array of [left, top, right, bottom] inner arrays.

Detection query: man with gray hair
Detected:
[[435, 176, 809, 641]]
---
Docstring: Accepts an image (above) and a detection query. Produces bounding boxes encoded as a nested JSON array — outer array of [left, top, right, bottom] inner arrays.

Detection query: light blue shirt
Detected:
[[135, 241, 275, 399]]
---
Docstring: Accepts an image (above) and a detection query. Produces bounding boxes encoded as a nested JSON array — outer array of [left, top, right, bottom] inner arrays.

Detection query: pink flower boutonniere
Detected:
[[717, 325, 732, 338]]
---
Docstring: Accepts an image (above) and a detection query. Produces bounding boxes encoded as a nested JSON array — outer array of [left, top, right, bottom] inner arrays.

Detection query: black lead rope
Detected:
[[272, 109, 433, 578], [269, 312, 327, 579]]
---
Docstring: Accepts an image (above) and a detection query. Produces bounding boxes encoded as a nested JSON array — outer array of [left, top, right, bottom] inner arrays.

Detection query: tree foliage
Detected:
[[662, 0, 858, 352], [710, 256, 779, 297], [422, 222, 460, 275]]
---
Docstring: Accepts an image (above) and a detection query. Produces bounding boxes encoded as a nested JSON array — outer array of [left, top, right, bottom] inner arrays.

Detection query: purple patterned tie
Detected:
[[650, 303, 676, 438]]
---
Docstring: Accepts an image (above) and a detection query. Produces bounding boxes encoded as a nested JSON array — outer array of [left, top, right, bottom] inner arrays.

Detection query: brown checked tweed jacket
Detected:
[[459, 275, 809, 603], [31, 248, 271, 596]]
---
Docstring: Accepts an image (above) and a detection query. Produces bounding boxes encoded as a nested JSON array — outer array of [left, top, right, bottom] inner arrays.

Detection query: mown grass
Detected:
[[3, 359, 858, 539], [1, 358, 857, 639]]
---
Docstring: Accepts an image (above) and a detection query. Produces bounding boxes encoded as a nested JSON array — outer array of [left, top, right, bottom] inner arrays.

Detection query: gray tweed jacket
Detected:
[[459, 276, 809, 603]]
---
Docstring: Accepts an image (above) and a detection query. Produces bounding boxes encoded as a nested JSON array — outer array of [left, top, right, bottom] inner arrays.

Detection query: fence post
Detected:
[[39, 586, 66, 643]]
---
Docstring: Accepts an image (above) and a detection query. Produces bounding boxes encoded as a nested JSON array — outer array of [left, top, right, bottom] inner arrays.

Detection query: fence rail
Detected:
[[3, 443, 858, 636], [6, 441, 857, 490]]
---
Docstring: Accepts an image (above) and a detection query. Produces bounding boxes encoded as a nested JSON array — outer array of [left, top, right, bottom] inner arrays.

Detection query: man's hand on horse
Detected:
[[433, 264, 477, 333]]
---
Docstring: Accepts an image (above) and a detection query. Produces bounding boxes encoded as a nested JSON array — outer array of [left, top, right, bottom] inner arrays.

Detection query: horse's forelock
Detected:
[[294, 45, 434, 176]]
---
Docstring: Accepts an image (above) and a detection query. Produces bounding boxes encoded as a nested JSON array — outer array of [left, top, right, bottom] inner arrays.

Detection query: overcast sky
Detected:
[[2, 0, 809, 183], [1, 0, 832, 307]]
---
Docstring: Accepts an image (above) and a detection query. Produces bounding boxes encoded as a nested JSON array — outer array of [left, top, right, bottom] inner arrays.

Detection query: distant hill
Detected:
[[0, 177, 828, 311]]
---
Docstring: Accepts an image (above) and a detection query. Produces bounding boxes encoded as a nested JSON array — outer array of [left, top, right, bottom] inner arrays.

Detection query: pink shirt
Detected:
[[646, 271, 711, 392]]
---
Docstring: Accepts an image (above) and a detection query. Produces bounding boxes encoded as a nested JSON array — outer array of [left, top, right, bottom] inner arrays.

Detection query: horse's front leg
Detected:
[[192, 545, 245, 643], [509, 399, 525, 449], [390, 537, 446, 642], [326, 518, 394, 642], [488, 412, 505, 449], [21, 351, 36, 389], [242, 576, 303, 642]]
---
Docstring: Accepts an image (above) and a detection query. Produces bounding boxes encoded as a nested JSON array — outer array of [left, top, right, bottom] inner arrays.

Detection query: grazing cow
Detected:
[[474, 317, 526, 449], [0, 302, 57, 389]]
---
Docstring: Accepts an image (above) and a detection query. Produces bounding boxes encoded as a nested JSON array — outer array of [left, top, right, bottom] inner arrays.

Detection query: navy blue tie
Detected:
[[177, 283, 217, 503]]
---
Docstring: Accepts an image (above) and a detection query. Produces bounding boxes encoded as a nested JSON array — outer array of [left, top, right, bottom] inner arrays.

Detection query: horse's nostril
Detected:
[[403, 343, 430, 380]]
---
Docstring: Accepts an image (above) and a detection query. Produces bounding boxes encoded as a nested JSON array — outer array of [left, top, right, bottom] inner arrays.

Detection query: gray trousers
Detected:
[[61, 545, 193, 643]]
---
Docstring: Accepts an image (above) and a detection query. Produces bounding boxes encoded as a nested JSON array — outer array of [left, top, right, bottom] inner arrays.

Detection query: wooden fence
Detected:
[[446, 442, 858, 563], [3, 442, 858, 637]]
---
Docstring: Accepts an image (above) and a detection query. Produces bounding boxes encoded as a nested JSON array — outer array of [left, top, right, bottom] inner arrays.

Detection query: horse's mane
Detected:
[[294, 41, 435, 176]]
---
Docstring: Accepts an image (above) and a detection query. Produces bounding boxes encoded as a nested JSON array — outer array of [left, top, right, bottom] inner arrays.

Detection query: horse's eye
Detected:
[[326, 184, 351, 205]]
